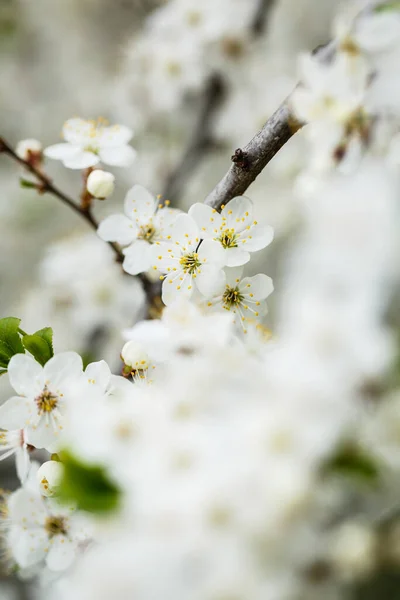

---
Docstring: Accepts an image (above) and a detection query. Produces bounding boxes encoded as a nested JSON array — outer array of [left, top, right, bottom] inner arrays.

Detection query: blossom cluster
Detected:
[[1, 2, 400, 600]]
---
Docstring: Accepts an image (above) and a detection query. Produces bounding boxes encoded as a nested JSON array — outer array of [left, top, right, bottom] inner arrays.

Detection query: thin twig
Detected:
[[251, 0, 277, 35], [0, 137, 124, 263]]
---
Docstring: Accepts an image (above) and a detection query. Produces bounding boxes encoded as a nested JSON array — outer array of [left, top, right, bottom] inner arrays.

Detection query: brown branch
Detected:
[[251, 0, 277, 35], [0, 136, 124, 263], [203, 41, 336, 211]]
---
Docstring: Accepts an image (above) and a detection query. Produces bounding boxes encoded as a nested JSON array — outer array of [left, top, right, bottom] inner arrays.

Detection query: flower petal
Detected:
[[161, 273, 192, 306], [124, 185, 157, 221], [15, 446, 31, 484], [169, 214, 200, 247], [188, 203, 222, 238], [43, 143, 81, 161], [97, 125, 133, 147], [46, 536, 76, 571], [243, 224, 274, 252], [198, 239, 226, 268], [8, 354, 43, 397], [98, 214, 137, 246], [224, 266, 245, 287], [43, 352, 83, 390], [0, 397, 33, 430], [224, 247, 250, 267], [8, 488, 47, 525], [122, 240, 153, 275], [85, 360, 111, 390], [62, 118, 93, 145], [27, 416, 63, 451], [63, 150, 100, 170], [196, 265, 226, 298], [11, 528, 48, 569], [99, 145, 137, 167], [222, 196, 253, 231], [240, 274, 274, 300]]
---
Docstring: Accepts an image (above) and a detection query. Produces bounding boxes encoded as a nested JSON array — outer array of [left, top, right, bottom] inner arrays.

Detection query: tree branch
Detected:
[[204, 41, 336, 211], [0, 137, 124, 264]]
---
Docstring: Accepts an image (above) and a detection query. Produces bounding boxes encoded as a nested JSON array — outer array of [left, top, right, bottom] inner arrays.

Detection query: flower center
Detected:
[[35, 387, 58, 415], [179, 252, 201, 274], [218, 228, 238, 249], [45, 516, 67, 537], [138, 223, 157, 242], [222, 286, 243, 309], [83, 144, 99, 154]]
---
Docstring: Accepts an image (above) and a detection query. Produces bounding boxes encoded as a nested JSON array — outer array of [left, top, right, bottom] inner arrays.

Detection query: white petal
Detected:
[[242, 224, 274, 252], [196, 265, 226, 298], [62, 118, 93, 145], [8, 354, 43, 396], [98, 214, 137, 246], [97, 125, 133, 147], [9, 488, 46, 524], [27, 417, 62, 451], [85, 360, 111, 390], [43, 352, 83, 389], [63, 151, 99, 170], [151, 242, 179, 272], [188, 203, 222, 238], [122, 240, 153, 275], [99, 145, 137, 167], [161, 273, 192, 306], [355, 13, 400, 53], [0, 397, 33, 430], [224, 247, 250, 267], [156, 207, 182, 234], [169, 214, 199, 246], [46, 536, 76, 571], [16, 446, 31, 484], [124, 185, 157, 221], [43, 143, 80, 161], [222, 196, 253, 231], [198, 239, 226, 268], [224, 266, 245, 287], [11, 528, 48, 569], [240, 274, 274, 300]]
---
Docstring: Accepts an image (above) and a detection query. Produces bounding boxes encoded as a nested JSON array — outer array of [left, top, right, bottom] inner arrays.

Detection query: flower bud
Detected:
[[86, 169, 115, 199], [16, 139, 42, 161], [37, 460, 64, 498], [121, 340, 150, 370]]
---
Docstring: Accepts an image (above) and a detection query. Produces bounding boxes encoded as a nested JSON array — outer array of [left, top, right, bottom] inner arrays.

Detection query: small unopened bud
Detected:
[[16, 139, 42, 162], [329, 522, 376, 581], [86, 169, 115, 199], [121, 340, 150, 370], [37, 460, 64, 498]]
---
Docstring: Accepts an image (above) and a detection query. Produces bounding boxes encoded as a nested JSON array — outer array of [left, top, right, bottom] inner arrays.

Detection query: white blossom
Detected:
[[44, 118, 136, 169], [207, 266, 274, 330], [152, 213, 226, 305], [189, 196, 273, 267], [98, 185, 181, 275], [6, 484, 90, 572], [0, 352, 83, 452], [86, 169, 115, 199], [16, 139, 42, 161], [37, 461, 64, 498]]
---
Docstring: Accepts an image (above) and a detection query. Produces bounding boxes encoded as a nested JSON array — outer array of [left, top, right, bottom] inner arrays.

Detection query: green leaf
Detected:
[[375, 1, 400, 12], [19, 178, 39, 189], [323, 443, 380, 484], [0, 369, 7, 377], [22, 327, 54, 366], [0, 317, 24, 369], [59, 451, 121, 514]]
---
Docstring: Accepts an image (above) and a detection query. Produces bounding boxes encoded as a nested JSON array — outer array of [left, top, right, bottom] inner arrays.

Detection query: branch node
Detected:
[[231, 148, 250, 171]]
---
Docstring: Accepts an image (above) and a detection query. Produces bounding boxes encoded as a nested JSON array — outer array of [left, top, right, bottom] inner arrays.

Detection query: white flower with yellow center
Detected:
[[6, 485, 90, 572], [98, 185, 181, 275], [44, 118, 136, 169], [0, 352, 83, 452], [208, 267, 274, 331], [188, 196, 273, 267], [151, 213, 226, 305]]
